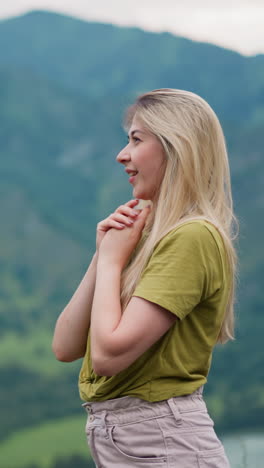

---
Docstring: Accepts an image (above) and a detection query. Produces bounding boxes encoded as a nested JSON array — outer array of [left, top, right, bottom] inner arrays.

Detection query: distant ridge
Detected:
[[3, 8, 263, 58], [0, 8, 260, 107]]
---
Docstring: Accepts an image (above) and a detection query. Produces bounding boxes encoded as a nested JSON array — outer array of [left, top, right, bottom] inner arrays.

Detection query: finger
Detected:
[[135, 205, 151, 227], [115, 206, 139, 219], [110, 213, 136, 226], [98, 219, 126, 231], [123, 199, 140, 211], [97, 218, 126, 231], [99, 200, 139, 231], [113, 200, 139, 217], [117, 200, 139, 211], [125, 199, 139, 207]]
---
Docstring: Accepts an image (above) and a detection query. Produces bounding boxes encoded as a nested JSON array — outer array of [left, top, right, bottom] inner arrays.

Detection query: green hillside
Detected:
[[0, 9, 264, 464], [0, 415, 93, 468]]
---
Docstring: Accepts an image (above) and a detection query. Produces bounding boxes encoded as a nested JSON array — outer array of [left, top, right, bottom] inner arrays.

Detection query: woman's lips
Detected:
[[129, 174, 137, 184]]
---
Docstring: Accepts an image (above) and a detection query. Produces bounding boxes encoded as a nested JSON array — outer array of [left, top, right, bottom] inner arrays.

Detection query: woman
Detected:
[[52, 89, 238, 467]]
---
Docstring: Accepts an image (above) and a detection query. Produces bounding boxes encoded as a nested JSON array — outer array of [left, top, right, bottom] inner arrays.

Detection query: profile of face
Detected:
[[116, 115, 166, 201]]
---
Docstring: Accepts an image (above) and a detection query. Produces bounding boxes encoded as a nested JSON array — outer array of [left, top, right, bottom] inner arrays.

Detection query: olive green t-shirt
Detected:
[[79, 220, 231, 402]]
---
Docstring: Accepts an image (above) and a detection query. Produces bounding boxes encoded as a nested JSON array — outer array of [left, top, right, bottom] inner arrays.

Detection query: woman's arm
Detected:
[[52, 251, 98, 362], [90, 207, 177, 376], [91, 258, 177, 376], [52, 199, 140, 362]]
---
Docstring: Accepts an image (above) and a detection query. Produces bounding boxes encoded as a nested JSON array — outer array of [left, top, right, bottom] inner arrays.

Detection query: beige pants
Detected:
[[83, 387, 230, 467]]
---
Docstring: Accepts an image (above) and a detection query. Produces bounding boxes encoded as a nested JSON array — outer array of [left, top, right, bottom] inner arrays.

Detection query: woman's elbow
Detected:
[[92, 353, 120, 376], [52, 342, 81, 362], [52, 344, 69, 362]]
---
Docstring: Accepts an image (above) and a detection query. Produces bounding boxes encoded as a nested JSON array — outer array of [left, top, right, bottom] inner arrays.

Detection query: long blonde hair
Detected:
[[120, 89, 239, 344]]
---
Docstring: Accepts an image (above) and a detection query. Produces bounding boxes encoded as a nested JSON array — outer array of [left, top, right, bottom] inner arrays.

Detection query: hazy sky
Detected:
[[0, 0, 263, 56]]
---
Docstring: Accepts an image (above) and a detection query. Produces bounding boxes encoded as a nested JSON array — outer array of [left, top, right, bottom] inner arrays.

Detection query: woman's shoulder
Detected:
[[162, 219, 221, 244], [157, 219, 227, 274], [154, 219, 226, 263]]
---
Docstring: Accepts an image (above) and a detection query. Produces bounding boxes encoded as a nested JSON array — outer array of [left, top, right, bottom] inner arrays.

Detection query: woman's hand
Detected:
[[96, 199, 140, 252], [98, 205, 151, 270]]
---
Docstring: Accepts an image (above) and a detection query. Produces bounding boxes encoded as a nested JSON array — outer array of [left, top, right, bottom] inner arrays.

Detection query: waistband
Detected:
[[82, 386, 205, 425]]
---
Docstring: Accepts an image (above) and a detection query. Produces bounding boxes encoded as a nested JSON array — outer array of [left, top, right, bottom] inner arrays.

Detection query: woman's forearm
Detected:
[[52, 251, 98, 362], [90, 257, 123, 374], [90, 207, 150, 375]]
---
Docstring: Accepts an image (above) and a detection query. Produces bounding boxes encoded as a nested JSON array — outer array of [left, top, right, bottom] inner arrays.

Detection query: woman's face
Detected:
[[116, 116, 166, 201]]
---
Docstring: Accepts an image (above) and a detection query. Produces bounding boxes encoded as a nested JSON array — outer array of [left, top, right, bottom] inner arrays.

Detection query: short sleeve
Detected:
[[132, 222, 223, 320]]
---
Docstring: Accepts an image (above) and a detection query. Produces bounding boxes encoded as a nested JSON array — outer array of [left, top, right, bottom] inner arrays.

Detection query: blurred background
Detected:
[[0, 1, 263, 467]]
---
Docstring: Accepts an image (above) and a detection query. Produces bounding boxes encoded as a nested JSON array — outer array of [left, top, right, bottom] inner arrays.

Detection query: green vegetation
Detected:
[[0, 416, 93, 468], [0, 8, 263, 467]]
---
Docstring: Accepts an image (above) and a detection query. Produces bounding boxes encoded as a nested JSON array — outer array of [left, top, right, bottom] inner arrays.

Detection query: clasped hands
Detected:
[[96, 199, 151, 270]]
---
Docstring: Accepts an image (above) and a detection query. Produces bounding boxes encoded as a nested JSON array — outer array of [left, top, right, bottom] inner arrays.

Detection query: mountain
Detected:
[[0, 10, 263, 124], [0, 9, 264, 458]]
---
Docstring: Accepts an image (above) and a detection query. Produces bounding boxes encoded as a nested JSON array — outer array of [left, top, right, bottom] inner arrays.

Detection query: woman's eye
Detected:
[[126, 135, 141, 144]]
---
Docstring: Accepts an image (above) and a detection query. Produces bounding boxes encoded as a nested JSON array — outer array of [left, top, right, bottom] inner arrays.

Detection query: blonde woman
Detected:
[[52, 89, 238, 467]]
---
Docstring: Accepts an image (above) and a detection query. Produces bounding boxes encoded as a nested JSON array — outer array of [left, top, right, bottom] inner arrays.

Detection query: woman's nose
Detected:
[[116, 145, 131, 164]]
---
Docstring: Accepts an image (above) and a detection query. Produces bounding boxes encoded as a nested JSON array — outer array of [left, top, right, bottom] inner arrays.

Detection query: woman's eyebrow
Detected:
[[128, 129, 145, 138]]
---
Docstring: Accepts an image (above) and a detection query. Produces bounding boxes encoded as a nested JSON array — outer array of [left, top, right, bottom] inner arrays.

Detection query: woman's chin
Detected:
[[133, 189, 151, 201]]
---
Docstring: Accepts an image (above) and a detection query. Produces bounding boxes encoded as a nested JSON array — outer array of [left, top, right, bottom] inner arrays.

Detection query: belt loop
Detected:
[[167, 398, 182, 425], [82, 402, 92, 415], [96, 410, 109, 439]]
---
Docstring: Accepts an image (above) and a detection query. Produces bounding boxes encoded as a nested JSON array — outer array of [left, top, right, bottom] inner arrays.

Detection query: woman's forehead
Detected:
[[129, 115, 148, 134]]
